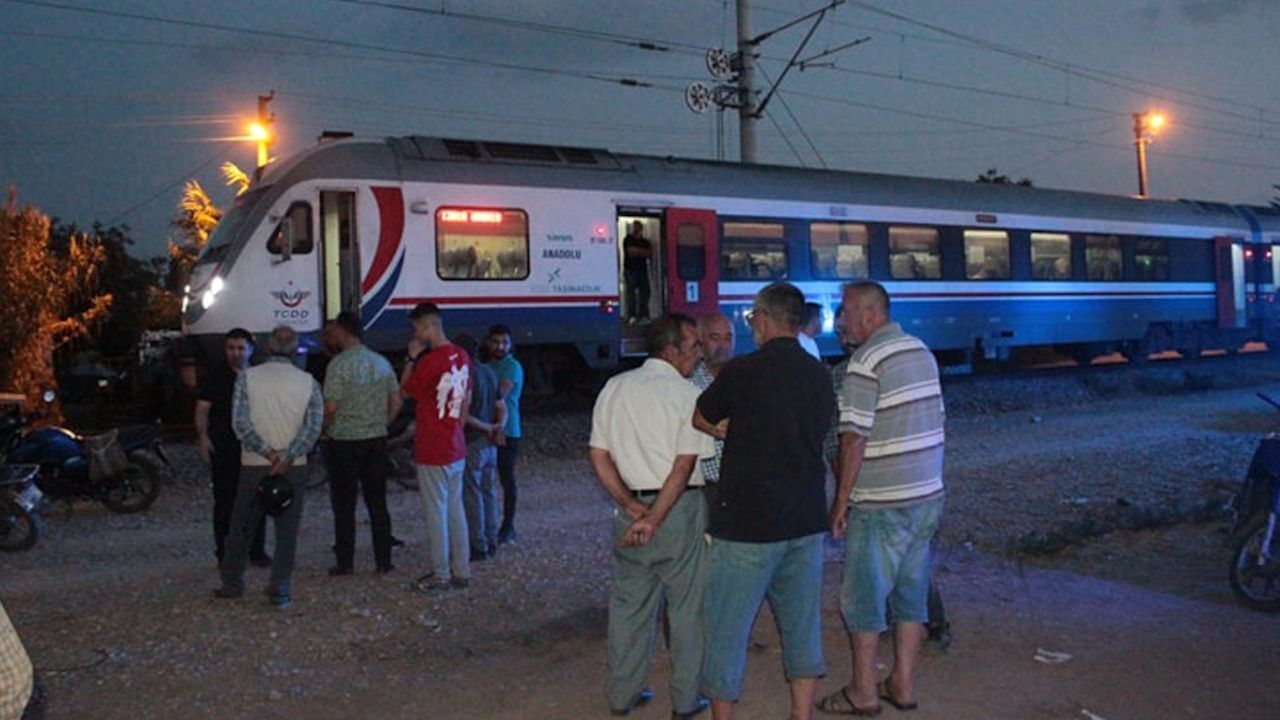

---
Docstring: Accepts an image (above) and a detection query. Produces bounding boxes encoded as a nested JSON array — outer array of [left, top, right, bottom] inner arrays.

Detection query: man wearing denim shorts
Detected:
[[694, 282, 835, 720], [822, 280, 945, 716]]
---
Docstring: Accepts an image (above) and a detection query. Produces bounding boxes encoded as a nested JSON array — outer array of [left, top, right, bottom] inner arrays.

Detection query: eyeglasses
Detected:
[[745, 307, 768, 323]]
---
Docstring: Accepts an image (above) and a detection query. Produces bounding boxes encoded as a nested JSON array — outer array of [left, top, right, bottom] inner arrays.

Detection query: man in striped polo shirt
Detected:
[[819, 281, 944, 716]]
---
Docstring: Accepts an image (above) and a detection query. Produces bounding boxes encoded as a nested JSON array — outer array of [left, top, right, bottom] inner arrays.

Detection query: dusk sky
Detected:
[[2, 0, 1279, 259]]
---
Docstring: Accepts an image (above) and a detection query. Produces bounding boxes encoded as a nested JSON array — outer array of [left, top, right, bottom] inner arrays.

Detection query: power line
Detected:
[[103, 150, 224, 226]]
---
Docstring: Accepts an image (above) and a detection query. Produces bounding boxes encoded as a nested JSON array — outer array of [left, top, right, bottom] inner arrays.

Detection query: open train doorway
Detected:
[[617, 213, 663, 356]]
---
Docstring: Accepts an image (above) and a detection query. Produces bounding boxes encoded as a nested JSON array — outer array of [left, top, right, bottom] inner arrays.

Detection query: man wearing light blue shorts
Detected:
[[822, 281, 945, 716]]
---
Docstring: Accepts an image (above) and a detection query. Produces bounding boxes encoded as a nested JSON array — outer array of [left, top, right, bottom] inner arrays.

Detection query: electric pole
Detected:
[[253, 91, 275, 181], [737, 0, 758, 163]]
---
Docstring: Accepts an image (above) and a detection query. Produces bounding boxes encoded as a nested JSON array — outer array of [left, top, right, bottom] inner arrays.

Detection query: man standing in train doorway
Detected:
[[487, 324, 524, 546], [623, 220, 653, 323]]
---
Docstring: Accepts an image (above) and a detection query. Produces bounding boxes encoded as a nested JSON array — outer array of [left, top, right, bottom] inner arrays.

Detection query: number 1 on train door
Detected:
[[663, 208, 719, 316]]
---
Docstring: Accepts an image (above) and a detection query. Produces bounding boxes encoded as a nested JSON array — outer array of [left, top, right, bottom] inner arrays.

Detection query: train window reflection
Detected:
[[1030, 232, 1072, 280], [267, 202, 313, 255], [810, 222, 868, 279], [963, 229, 1010, 280], [676, 223, 706, 281], [435, 208, 529, 280], [721, 221, 787, 279], [889, 226, 941, 280], [1134, 238, 1169, 281], [1085, 235, 1122, 281]]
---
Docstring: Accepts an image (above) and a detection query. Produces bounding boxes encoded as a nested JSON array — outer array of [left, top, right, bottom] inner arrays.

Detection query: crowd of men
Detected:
[[591, 280, 945, 720], [202, 310, 524, 608]]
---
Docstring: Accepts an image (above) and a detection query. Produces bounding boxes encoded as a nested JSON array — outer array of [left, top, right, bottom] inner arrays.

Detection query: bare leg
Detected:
[[711, 699, 734, 720], [789, 677, 817, 720], [885, 621, 925, 704], [848, 632, 881, 708]]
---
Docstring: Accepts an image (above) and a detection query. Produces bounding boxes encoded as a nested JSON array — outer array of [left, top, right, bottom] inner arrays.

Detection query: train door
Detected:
[[663, 208, 719, 316], [321, 190, 360, 321], [617, 213, 663, 322], [263, 200, 322, 334], [1215, 236, 1246, 330]]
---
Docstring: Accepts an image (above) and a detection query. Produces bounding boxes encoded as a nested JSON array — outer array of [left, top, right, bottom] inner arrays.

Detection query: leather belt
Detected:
[[630, 487, 703, 500]]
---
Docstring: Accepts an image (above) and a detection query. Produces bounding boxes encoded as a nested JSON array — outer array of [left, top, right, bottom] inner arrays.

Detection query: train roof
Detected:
[[261, 135, 1280, 234]]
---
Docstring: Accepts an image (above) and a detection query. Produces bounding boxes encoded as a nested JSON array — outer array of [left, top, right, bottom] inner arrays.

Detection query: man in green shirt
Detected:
[[322, 312, 402, 575]]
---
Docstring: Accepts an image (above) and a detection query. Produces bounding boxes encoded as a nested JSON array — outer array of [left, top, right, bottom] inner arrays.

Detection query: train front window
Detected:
[[889, 226, 941, 280], [963, 230, 1010, 280], [721, 221, 787, 279], [435, 208, 529, 280], [1030, 233, 1072, 280], [1085, 235, 1122, 280], [810, 222, 868, 279], [1134, 238, 1169, 281], [266, 202, 314, 255]]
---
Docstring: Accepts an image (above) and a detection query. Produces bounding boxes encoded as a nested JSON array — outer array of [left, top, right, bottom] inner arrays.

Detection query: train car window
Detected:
[[266, 202, 314, 255], [721, 221, 787, 280], [888, 226, 941, 280], [1085, 235, 1122, 280], [435, 208, 529, 280], [1030, 232, 1072, 280], [1134, 238, 1169, 281], [810, 222, 868, 279], [676, 223, 706, 281], [963, 230, 1010, 280]]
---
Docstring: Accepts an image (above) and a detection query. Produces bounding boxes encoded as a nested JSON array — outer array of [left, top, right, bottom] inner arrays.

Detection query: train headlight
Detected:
[[201, 276, 225, 309]]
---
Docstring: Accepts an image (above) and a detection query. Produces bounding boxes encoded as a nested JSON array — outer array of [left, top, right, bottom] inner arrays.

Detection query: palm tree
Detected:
[[221, 161, 252, 197]]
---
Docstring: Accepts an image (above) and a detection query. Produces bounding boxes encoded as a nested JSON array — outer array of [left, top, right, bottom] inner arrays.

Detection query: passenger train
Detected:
[[181, 135, 1280, 371]]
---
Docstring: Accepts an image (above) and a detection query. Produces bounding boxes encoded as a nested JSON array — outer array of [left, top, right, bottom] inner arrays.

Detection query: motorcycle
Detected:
[[0, 392, 169, 515], [0, 463, 42, 551], [1227, 392, 1280, 612]]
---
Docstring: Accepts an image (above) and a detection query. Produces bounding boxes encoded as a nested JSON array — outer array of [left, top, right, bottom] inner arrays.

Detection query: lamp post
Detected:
[[251, 91, 275, 181], [1132, 111, 1165, 198]]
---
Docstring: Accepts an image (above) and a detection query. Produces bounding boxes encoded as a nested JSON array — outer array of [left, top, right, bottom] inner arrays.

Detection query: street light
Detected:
[[1133, 111, 1166, 198]]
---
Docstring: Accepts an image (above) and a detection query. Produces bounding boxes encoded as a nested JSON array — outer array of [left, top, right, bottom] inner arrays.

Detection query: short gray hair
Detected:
[[645, 313, 696, 356], [266, 325, 298, 357], [843, 280, 890, 316], [753, 282, 806, 331]]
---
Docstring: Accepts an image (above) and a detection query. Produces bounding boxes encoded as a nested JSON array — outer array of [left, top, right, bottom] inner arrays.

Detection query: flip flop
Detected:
[[816, 687, 882, 716], [878, 681, 919, 712]]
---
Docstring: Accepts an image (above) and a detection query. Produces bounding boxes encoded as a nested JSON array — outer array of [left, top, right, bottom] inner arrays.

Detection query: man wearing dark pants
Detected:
[[195, 327, 269, 567], [322, 312, 401, 575], [216, 326, 323, 609], [590, 314, 714, 719], [694, 282, 835, 720], [487, 324, 524, 545]]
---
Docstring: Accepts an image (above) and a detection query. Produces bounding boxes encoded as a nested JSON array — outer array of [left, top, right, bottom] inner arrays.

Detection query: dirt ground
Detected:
[[3, 378, 1280, 719]]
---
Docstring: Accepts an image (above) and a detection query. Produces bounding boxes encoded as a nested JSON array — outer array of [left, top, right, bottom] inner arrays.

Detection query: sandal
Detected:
[[816, 687, 882, 716], [877, 680, 919, 712]]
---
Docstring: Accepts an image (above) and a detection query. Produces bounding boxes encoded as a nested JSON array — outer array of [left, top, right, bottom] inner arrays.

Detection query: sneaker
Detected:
[[327, 566, 354, 577], [212, 586, 243, 599], [497, 529, 517, 545], [375, 563, 396, 574], [412, 573, 446, 592], [450, 577, 470, 589], [270, 593, 292, 609], [250, 552, 273, 568]]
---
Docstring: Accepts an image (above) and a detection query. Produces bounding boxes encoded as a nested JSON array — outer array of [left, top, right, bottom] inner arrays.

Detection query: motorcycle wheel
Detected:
[[1228, 512, 1280, 612], [101, 457, 162, 514], [0, 499, 41, 552]]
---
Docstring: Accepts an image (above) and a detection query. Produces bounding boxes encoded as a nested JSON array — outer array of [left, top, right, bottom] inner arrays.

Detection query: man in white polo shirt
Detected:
[[589, 313, 715, 720]]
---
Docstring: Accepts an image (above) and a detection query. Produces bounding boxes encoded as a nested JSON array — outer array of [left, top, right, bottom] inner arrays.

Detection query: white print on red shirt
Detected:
[[435, 362, 469, 420]]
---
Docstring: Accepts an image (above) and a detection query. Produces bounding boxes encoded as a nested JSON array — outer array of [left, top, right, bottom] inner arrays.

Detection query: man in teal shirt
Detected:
[[486, 324, 524, 544], [323, 312, 402, 575]]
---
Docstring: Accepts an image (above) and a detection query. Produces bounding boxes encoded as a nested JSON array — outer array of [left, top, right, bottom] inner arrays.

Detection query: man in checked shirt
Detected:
[[688, 312, 736, 484]]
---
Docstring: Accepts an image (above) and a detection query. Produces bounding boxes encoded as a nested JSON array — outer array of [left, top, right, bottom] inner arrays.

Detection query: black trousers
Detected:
[[326, 437, 393, 570], [211, 440, 265, 561], [497, 437, 520, 536]]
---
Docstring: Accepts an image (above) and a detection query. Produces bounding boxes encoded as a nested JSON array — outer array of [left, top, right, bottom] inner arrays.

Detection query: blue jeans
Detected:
[[702, 533, 826, 702], [841, 495, 944, 633]]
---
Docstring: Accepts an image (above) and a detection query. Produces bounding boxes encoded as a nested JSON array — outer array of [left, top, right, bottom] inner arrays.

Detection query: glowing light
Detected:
[[440, 209, 503, 223], [440, 210, 468, 222], [593, 224, 608, 237], [469, 211, 503, 223], [248, 122, 271, 141], [1147, 114, 1165, 130]]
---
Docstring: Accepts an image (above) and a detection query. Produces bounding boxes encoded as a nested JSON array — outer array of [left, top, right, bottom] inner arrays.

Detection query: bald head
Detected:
[[698, 313, 735, 372], [840, 281, 891, 345]]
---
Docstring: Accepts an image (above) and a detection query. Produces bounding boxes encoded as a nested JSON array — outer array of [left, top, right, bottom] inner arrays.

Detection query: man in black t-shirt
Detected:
[[195, 328, 269, 566], [622, 220, 653, 322], [694, 282, 835, 720]]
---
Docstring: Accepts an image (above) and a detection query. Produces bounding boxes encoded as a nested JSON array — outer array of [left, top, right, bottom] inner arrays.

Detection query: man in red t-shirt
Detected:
[[401, 302, 473, 592]]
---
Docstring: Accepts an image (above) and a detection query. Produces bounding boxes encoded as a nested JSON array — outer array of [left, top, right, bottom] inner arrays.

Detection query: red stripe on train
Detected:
[[363, 187, 404, 296]]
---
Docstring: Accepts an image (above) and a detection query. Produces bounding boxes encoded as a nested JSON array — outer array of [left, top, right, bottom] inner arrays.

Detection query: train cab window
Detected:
[[1030, 232, 1072, 280], [1134, 238, 1170, 281], [266, 202, 314, 255], [810, 222, 868, 279], [1085, 234, 1122, 280], [435, 208, 529, 280], [963, 230, 1010, 280], [888, 226, 941, 280], [721, 221, 787, 279]]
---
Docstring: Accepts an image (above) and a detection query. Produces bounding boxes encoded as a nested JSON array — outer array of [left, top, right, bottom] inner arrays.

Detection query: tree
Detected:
[[0, 188, 111, 409], [976, 167, 1033, 187]]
